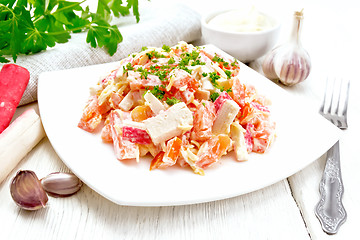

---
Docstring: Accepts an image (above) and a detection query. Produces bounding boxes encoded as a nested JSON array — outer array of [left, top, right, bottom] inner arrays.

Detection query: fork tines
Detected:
[[319, 77, 350, 129]]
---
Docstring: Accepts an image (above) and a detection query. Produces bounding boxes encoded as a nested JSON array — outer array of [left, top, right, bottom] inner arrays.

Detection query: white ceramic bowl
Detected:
[[201, 9, 281, 63]]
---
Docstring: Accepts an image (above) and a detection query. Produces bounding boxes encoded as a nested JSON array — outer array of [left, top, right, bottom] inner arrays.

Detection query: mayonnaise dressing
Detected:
[[208, 7, 275, 32]]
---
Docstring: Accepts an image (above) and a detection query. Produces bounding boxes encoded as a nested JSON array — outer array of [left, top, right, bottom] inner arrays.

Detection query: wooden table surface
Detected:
[[1, 0, 359, 239]]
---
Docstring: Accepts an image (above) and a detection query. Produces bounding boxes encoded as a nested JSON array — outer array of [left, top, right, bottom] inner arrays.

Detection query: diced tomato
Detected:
[[196, 134, 231, 169], [171, 69, 199, 91], [251, 121, 276, 153], [129, 72, 162, 90], [149, 137, 182, 170], [122, 126, 152, 144], [237, 103, 254, 125], [173, 89, 195, 104], [213, 91, 232, 113], [78, 95, 102, 132], [200, 49, 240, 75], [150, 151, 165, 170], [238, 101, 271, 129], [230, 77, 246, 107], [131, 105, 153, 122], [163, 137, 182, 165], [230, 78, 258, 109], [191, 100, 216, 142], [198, 52, 213, 65]]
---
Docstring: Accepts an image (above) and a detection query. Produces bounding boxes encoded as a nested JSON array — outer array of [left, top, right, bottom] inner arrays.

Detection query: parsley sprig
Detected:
[[0, 0, 141, 63]]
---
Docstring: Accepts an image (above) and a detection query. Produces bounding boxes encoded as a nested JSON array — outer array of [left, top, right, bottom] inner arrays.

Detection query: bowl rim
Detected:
[[201, 8, 281, 36]]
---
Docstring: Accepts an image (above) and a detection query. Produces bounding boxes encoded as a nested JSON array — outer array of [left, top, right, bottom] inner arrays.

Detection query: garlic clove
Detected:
[[276, 50, 311, 86], [10, 170, 48, 210], [261, 48, 279, 80], [40, 172, 83, 197]]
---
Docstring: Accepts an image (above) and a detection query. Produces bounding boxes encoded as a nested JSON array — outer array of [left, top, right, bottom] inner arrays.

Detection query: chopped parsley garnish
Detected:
[[166, 97, 181, 106], [150, 86, 165, 100], [137, 67, 149, 79], [210, 92, 220, 102], [162, 45, 171, 52], [179, 66, 192, 74], [224, 70, 232, 79], [209, 72, 221, 88], [141, 46, 148, 51], [231, 59, 239, 67], [154, 70, 168, 81], [146, 50, 166, 59], [168, 57, 175, 65], [126, 63, 134, 70], [212, 55, 222, 63], [212, 54, 230, 68], [123, 62, 134, 72], [180, 50, 200, 66], [202, 72, 208, 77], [191, 59, 206, 66]]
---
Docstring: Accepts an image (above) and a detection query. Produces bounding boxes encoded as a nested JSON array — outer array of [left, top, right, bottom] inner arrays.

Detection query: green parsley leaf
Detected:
[[162, 44, 171, 52], [0, 0, 141, 62], [123, 62, 134, 72], [224, 70, 232, 79], [168, 57, 175, 64], [150, 86, 165, 100], [154, 70, 168, 81], [209, 72, 220, 88], [212, 54, 230, 68], [210, 92, 220, 102], [136, 67, 149, 79], [166, 97, 181, 106]]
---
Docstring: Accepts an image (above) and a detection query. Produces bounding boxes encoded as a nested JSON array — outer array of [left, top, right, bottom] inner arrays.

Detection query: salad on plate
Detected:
[[78, 41, 276, 175]]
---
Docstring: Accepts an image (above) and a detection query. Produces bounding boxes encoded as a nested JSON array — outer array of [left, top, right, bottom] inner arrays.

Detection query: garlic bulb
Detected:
[[41, 172, 83, 197], [10, 170, 48, 210], [262, 10, 311, 86]]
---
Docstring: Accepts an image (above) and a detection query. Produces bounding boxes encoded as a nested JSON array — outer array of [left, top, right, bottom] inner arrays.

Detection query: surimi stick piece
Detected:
[[0, 64, 30, 133], [0, 109, 45, 183]]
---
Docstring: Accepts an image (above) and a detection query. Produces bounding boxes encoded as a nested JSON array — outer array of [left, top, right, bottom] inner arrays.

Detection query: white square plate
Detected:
[[38, 46, 341, 206]]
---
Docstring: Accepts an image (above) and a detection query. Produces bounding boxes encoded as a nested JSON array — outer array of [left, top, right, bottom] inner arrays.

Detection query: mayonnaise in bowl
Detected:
[[207, 7, 276, 33]]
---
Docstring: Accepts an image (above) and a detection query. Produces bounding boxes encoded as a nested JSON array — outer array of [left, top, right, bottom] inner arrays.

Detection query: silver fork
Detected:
[[315, 77, 350, 234]]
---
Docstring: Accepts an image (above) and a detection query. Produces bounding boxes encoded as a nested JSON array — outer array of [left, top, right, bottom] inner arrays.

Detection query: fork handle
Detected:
[[315, 141, 347, 234]]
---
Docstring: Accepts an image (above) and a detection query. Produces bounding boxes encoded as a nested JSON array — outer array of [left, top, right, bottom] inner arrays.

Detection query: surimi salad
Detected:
[[78, 42, 276, 175]]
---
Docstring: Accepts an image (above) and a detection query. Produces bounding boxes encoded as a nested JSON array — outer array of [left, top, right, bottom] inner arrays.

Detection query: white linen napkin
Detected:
[[1, 2, 201, 106]]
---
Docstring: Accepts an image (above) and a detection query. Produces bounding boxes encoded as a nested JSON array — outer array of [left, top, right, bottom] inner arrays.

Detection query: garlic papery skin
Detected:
[[41, 172, 83, 197], [10, 170, 48, 210], [262, 10, 311, 86], [262, 48, 279, 80]]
